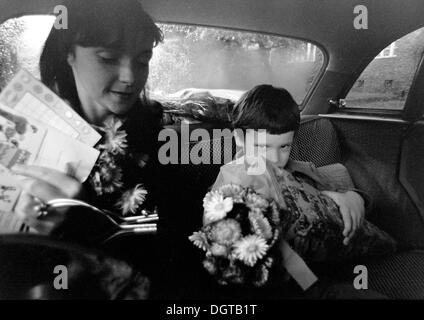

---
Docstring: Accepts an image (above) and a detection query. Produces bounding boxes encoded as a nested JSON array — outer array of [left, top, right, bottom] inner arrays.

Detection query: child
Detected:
[[210, 84, 396, 298], [217, 84, 367, 246], [212, 84, 397, 264]]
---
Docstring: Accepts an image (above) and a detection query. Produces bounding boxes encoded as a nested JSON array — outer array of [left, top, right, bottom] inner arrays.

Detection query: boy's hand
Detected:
[[321, 190, 365, 245]]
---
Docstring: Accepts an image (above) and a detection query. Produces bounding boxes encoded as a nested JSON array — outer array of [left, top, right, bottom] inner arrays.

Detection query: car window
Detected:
[[0, 17, 324, 105], [345, 27, 424, 110], [149, 24, 324, 104], [0, 16, 55, 89]]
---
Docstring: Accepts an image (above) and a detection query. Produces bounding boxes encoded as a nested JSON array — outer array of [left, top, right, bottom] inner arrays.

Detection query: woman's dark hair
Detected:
[[231, 84, 300, 134], [39, 0, 163, 115]]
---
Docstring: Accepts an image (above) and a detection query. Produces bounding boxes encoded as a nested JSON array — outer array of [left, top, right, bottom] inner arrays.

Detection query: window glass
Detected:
[[0, 16, 54, 90], [0, 17, 324, 105], [345, 27, 424, 110], [148, 24, 324, 104]]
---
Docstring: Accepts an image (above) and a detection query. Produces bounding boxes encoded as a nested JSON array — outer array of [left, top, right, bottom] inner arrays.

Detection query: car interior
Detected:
[[1, 0, 424, 300]]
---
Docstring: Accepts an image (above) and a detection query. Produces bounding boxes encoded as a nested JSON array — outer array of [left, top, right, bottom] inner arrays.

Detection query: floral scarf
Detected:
[[85, 116, 157, 216]]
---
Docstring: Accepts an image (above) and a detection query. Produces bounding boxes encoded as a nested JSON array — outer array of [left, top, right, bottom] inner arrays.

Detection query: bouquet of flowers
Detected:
[[189, 184, 285, 287]]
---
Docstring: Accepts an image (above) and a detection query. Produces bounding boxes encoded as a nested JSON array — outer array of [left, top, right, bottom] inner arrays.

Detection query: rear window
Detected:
[[0, 15, 55, 88], [345, 26, 424, 110], [0, 17, 324, 104], [149, 24, 324, 104]]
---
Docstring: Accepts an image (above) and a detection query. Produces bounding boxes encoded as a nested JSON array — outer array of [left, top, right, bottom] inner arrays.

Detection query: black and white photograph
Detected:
[[0, 0, 423, 310]]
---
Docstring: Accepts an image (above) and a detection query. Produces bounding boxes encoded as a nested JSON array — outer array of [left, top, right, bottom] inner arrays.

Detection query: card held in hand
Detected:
[[0, 144, 31, 169], [0, 69, 101, 217], [0, 68, 101, 146]]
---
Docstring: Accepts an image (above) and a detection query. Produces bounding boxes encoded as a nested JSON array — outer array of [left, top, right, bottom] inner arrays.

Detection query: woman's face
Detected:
[[67, 30, 154, 125]]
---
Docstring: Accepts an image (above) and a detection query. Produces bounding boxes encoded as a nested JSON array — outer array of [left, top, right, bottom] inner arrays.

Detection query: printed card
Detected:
[[0, 106, 100, 213], [0, 106, 99, 181], [0, 68, 101, 146], [0, 167, 21, 213]]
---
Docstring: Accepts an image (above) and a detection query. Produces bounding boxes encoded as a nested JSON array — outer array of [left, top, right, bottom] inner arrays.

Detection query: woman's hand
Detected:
[[321, 190, 365, 246], [12, 164, 83, 235]]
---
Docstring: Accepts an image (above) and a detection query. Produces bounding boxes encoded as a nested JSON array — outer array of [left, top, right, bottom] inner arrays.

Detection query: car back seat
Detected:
[[170, 116, 424, 299], [175, 116, 341, 195]]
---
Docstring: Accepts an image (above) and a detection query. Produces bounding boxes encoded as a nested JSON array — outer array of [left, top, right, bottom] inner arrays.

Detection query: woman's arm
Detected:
[[12, 164, 83, 234]]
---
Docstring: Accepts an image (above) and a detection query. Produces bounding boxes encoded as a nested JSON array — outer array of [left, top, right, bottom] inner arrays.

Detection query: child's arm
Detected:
[[308, 162, 369, 245], [321, 190, 365, 245]]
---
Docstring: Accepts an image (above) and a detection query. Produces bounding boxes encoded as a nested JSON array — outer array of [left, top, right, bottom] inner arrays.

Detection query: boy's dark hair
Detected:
[[231, 84, 300, 134]]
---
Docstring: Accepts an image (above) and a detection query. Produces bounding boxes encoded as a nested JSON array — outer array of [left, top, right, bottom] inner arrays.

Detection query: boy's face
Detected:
[[235, 130, 295, 169]]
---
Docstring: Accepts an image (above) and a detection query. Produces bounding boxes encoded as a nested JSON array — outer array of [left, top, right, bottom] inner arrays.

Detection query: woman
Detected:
[[8, 0, 208, 300], [13, 0, 165, 241]]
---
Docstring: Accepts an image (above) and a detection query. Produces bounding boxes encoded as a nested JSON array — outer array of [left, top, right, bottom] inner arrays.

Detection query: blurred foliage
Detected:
[[0, 19, 25, 90], [158, 24, 300, 49], [0, 19, 321, 103], [149, 24, 317, 97]]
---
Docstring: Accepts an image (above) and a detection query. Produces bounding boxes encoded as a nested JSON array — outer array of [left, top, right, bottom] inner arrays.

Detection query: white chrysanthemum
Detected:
[[209, 219, 242, 245], [233, 235, 269, 267], [210, 243, 228, 257], [99, 117, 128, 155], [203, 192, 233, 223], [189, 231, 209, 251], [245, 192, 269, 210], [203, 190, 222, 206], [218, 184, 245, 202], [249, 211, 273, 240], [117, 184, 148, 215], [92, 167, 124, 195]]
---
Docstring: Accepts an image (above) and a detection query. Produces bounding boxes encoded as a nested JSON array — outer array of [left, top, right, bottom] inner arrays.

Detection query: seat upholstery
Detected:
[[175, 116, 342, 196], [330, 118, 424, 248], [172, 116, 344, 249], [366, 250, 424, 299], [171, 117, 424, 299], [290, 116, 342, 166]]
